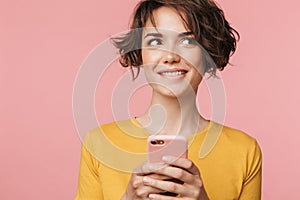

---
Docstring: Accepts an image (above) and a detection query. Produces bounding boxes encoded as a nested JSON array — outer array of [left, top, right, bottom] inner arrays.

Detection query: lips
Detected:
[[157, 69, 188, 77]]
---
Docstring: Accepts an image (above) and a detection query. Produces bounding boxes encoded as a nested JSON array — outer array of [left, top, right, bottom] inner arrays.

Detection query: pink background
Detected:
[[1, 0, 299, 199]]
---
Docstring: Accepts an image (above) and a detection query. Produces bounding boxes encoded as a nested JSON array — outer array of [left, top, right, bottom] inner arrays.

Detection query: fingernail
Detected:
[[148, 164, 155, 170], [149, 194, 156, 199], [162, 156, 172, 162], [149, 163, 164, 171]]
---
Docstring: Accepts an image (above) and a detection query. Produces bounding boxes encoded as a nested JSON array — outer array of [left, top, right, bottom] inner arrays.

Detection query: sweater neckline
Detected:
[[130, 117, 211, 138]]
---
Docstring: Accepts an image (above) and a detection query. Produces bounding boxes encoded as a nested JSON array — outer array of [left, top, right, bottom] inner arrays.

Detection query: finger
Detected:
[[135, 186, 166, 199], [143, 176, 187, 196], [148, 173, 173, 181], [149, 165, 194, 183], [162, 156, 200, 175], [133, 162, 166, 175], [130, 175, 166, 198], [133, 162, 150, 175], [132, 169, 174, 187], [148, 193, 181, 200]]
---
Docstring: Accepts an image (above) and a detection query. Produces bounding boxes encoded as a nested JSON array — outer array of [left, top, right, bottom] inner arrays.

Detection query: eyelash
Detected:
[[146, 37, 196, 47], [147, 39, 162, 46], [181, 38, 197, 46]]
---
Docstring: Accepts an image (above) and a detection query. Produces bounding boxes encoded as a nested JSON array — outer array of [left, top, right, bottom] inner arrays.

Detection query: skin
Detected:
[[121, 6, 210, 200]]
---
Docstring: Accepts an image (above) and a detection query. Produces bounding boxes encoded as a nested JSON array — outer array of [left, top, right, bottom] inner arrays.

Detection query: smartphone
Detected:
[[147, 135, 188, 163]]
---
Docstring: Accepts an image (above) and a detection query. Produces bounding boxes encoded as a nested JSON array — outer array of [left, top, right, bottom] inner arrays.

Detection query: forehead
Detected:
[[144, 6, 188, 34]]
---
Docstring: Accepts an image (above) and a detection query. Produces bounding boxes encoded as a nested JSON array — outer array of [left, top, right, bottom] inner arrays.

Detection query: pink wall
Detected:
[[1, 0, 299, 199]]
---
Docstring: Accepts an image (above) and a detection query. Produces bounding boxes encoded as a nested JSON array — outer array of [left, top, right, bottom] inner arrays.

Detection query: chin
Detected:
[[152, 84, 196, 99]]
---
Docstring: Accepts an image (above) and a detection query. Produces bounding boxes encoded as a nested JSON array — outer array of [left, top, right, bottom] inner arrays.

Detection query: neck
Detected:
[[137, 90, 208, 136]]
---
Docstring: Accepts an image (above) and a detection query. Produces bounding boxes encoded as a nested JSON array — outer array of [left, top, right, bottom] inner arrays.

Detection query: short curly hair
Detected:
[[112, 0, 240, 79]]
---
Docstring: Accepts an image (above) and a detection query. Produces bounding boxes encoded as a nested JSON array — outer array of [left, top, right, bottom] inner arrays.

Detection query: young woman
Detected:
[[75, 0, 262, 199]]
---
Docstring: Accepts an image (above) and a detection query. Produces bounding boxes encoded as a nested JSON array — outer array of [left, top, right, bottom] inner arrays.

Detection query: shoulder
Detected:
[[81, 119, 148, 171], [81, 120, 130, 160], [203, 122, 259, 145], [205, 122, 261, 157], [218, 124, 262, 160], [83, 118, 148, 151], [220, 125, 258, 145], [218, 125, 263, 182], [85, 118, 147, 138], [84, 119, 133, 141]]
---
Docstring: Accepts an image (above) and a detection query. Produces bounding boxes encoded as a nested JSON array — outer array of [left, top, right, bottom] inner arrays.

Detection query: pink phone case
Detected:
[[147, 135, 188, 163]]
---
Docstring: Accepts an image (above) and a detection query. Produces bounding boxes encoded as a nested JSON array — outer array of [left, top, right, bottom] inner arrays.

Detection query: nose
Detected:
[[163, 51, 181, 64]]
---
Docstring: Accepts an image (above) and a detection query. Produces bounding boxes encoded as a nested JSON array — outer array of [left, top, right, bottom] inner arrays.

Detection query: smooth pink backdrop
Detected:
[[1, 0, 299, 199]]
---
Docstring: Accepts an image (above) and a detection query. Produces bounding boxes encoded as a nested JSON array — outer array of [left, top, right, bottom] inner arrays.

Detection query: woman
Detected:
[[75, 0, 262, 199]]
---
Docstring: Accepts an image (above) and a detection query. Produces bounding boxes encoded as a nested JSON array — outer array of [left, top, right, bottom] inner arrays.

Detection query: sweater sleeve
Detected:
[[239, 139, 262, 200], [75, 133, 103, 200]]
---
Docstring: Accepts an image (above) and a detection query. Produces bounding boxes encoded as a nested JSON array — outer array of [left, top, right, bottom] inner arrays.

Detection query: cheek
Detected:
[[180, 49, 204, 74], [188, 69, 203, 92], [141, 49, 162, 65], [193, 72, 203, 85]]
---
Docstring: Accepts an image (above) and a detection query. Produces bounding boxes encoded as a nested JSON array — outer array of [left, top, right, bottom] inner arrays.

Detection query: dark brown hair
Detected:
[[112, 0, 240, 79]]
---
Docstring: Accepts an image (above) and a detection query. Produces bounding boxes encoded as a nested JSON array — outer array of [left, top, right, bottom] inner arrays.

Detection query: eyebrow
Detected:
[[178, 31, 194, 37], [143, 32, 163, 39], [143, 31, 194, 39]]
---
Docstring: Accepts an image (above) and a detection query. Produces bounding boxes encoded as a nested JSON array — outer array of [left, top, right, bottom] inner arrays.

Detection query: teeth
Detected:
[[160, 71, 185, 77]]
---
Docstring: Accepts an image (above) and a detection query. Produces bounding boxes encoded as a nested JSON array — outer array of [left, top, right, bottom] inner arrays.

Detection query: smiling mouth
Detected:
[[158, 70, 188, 77]]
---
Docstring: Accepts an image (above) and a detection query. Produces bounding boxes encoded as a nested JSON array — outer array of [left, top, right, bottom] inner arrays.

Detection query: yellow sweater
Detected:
[[75, 119, 262, 200]]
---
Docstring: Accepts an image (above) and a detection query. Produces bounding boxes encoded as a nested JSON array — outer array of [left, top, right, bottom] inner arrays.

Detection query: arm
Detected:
[[75, 144, 103, 200], [239, 140, 262, 200]]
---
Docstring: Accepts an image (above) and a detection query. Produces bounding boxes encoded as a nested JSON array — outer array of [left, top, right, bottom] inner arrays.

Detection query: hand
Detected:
[[142, 156, 209, 200], [121, 162, 175, 200]]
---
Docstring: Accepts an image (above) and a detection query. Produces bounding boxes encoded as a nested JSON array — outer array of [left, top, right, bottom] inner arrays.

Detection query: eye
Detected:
[[180, 37, 197, 46], [148, 39, 162, 46]]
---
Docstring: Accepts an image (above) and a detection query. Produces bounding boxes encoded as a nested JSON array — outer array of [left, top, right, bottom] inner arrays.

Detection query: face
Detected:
[[141, 6, 205, 98]]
